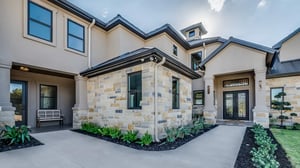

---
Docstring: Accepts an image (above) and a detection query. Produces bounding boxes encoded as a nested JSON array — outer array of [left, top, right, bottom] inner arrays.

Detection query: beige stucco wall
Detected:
[[279, 32, 300, 62], [205, 43, 266, 77], [85, 62, 192, 138], [214, 72, 255, 120], [11, 69, 75, 127], [266, 76, 300, 123]]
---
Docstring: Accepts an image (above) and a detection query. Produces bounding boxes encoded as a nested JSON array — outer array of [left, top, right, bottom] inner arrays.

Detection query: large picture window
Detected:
[[28, 1, 52, 42], [193, 90, 204, 105], [172, 77, 180, 109], [67, 19, 85, 52], [40, 85, 57, 109], [128, 72, 142, 109], [270, 87, 284, 107]]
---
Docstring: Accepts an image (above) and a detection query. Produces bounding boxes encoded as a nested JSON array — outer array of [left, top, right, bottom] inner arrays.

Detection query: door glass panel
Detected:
[[10, 82, 25, 124], [225, 93, 234, 117], [238, 92, 246, 118]]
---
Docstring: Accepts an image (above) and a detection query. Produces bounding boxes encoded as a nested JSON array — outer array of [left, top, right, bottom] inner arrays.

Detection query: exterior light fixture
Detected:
[[20, 66, 29, 72]]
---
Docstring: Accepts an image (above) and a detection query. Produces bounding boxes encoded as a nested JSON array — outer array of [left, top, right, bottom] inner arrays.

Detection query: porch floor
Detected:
[[30, 124, 72, 134], [216, 119, 254, 127]]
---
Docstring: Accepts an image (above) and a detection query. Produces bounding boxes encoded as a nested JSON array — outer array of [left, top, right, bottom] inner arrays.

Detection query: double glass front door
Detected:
[[10, 81, 27, 126], [223, 90, 249, 120]]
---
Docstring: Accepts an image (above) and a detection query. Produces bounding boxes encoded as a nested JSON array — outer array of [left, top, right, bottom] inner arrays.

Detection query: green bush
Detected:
[[1, 125, 31, 145], [290, 113, 297, 117], [278, 115, 289, 120], [250, 124, 279, 168], [178, 125, 192, 138], [121, 130, 138, 143], [294, 123, 300, 130], [108, 127, 122, 139], [165, 127, 179, 143], [192, 117, 205, 134], [81, 122, 100, 134], [137, 132, 152, 146], [98, 127, 110, 136]]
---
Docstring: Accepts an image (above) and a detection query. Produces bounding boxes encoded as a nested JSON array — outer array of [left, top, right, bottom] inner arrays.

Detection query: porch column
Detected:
[[72, 75, 88, 129], [203, 76, 217, 124], [253, 68, 269, 127], [0, 61, 15, 127]]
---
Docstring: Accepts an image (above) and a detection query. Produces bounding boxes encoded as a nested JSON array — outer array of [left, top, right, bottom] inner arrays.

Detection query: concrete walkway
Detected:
[[0, 125, 245, 168]]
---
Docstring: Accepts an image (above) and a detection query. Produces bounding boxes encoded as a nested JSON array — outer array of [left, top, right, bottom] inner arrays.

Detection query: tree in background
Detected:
[[271, 92, 292, 127]]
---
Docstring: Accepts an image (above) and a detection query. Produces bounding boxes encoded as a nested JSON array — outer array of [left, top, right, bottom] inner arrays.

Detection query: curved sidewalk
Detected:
[[0, 125, 245, 168]]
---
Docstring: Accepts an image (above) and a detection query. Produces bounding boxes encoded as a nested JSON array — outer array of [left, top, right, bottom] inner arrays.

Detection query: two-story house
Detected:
[[1, 0, 300, 141]]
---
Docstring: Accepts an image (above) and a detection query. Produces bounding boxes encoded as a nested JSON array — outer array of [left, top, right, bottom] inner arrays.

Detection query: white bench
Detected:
[[36, 109, 64, 128]]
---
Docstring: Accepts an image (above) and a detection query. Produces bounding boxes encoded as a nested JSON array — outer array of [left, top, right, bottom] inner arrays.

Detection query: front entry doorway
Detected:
[[223, 90, 249, 120], [10, 81, 27, 126]]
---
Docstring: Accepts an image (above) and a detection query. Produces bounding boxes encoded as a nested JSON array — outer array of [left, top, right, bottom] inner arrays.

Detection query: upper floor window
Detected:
[[172, 77, 180, 109], [173, 45, 178, 56], [28, 1, 52, 42], [189, 30, 195, 38], [128, 72, 142, 109], [191, 51, 202, 70], [40, 84, 57, 109], [193, 90, 204, 105], [67, 19, 85, 53]]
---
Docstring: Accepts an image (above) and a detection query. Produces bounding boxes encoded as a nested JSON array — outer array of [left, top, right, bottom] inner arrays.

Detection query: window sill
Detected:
[[64, 47, 87, 57], [23, 34, 56, 47]]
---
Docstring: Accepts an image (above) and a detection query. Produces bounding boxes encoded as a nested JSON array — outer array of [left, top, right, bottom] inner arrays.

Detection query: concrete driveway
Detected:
[[0, 125, 245, 168]]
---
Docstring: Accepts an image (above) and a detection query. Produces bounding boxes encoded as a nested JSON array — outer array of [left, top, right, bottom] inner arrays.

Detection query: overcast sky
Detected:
[[68, 0, 300, 47]]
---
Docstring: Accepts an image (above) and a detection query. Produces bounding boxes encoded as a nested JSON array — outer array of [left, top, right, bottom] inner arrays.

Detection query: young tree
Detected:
[[271, 92, 292, 127]]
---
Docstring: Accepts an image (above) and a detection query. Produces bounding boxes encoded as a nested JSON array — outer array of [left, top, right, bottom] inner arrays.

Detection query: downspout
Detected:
[[88, 19, 96, 69], [154, 57, 166, 142]]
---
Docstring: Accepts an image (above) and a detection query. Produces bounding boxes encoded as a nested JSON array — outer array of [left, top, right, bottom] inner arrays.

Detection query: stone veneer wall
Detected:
[[85, 62, 193, 139], [266, 76, 300, 124]]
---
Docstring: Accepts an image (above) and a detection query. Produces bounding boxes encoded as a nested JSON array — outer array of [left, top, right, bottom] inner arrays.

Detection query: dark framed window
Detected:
[[40, 85, 57, 109], [223, 78, 249, 88], [172, 77, 180, 109], [173, 45, 178, 56], [270, 87, 284, 107], [189, 30, 195, 37], [193, 90, 204, 105], [67, 19, 85, 52], [28, 1, 52, 42], [191, 51, 202, 70], [128, 72, 142, 109]]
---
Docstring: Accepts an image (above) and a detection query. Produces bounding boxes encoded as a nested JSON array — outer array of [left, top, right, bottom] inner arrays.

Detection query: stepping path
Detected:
[[0, 125, 245, 168]]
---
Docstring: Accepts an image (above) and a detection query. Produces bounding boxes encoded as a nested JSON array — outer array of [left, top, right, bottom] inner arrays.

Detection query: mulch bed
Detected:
[[72, 125, 218, 151], [0, 136, 43, 152], [234, 127, 292, 168]]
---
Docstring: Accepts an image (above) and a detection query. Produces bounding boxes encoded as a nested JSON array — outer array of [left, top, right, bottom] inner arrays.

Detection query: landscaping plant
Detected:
[[1, 125, 31, 145], [250, 124, 279, 168], [191, 117, 205, 134], [121, 130, 138, 143], [271, 91, 292, 127], [108, 127, 122, 139], [137, 132, 152, 146], [165, 127, 180, 143], [81, 122, 100, 134], [98, 127, 110, 136]]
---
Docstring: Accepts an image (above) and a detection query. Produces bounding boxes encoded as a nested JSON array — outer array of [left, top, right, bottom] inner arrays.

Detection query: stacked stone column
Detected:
[[72, 75, 88, 128], [0, 61, 15, 127], [203, 76, 217, 124], [253, 68, 269, 127]]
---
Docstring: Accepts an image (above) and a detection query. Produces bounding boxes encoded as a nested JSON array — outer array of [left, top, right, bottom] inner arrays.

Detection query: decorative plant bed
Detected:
[[0, 135, 43, 152], [234, 127, 292, 168], [72, 125, 217, 151]]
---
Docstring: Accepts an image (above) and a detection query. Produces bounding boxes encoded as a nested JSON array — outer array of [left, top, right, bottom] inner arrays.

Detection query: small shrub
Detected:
[[1, 125, 31, 145], [290, 113, 297, 117], [178, 125, 192, 138], [278, 115, 289, 120], [137, 132, 152, 146], [294, 123, 300, 130], [98, 127, 110, 136], [81, 122, 99, 134], [108, 127, 122, 139], [121, 130, 138, 143], [192, 117, 205, 134], [165, 127, 179, 143]]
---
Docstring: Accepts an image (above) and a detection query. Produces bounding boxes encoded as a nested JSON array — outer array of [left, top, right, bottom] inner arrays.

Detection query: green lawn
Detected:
[[271, 128, 300, 167]]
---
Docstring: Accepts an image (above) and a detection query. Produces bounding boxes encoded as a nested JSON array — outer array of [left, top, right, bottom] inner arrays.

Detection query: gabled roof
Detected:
[[80, 48, 201, 79], [267, 52, 300, 78], [180, 22, 208, 35], [199, 37, 275, 67], [48, 0, 222, 50], [273, 27, 300, 49]]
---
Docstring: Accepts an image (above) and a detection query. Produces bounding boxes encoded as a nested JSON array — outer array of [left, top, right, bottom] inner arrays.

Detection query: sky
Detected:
[[68, 0, 300, 47]]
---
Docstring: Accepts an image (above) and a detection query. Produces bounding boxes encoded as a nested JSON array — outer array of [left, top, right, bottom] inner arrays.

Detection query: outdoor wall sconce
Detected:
[[259, 80, 262, 89], [207, 85, 210, 94]]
